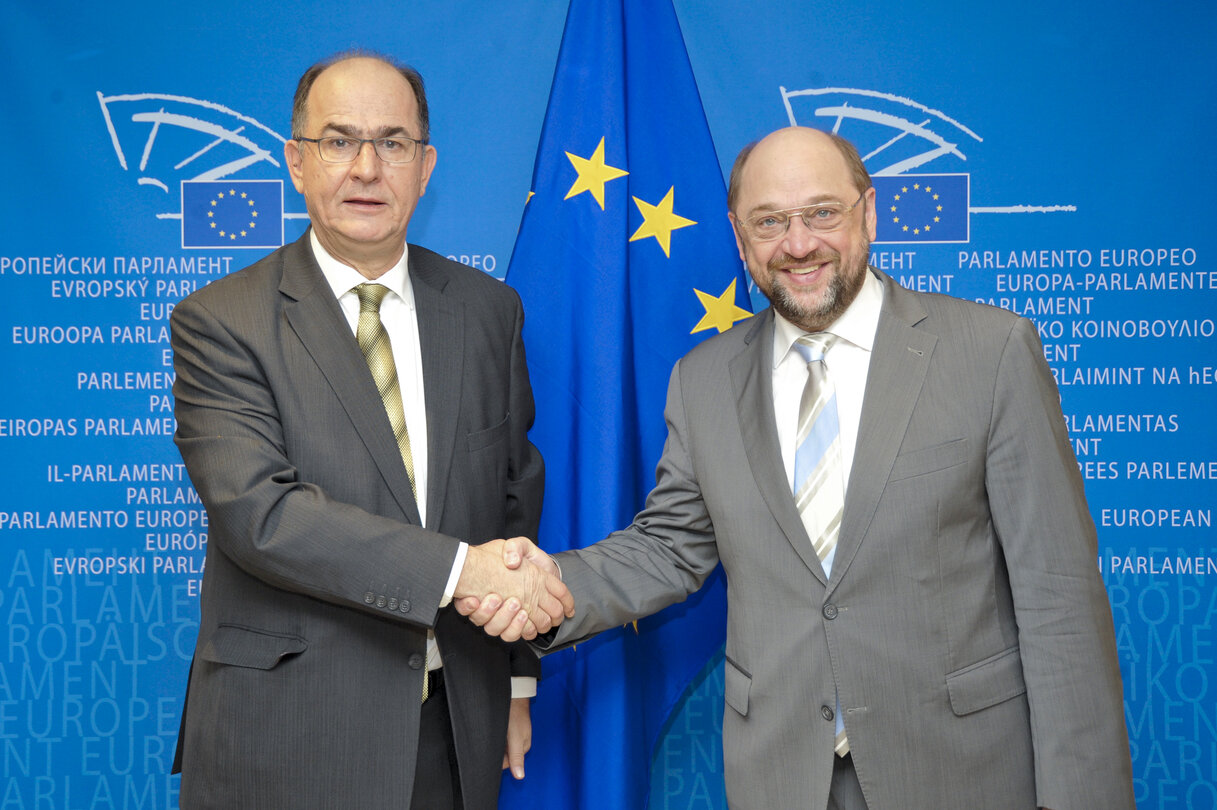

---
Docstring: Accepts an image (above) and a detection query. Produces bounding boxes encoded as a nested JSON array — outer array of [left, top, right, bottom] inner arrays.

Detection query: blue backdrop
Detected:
[[1, 2, 1214, 808]]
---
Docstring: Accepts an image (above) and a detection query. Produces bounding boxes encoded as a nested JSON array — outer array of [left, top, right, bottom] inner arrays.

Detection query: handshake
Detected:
[[453, 537, 572, 642]]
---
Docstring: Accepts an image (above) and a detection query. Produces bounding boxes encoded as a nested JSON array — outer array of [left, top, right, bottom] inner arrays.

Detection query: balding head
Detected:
[[727, 127, 871, 214], [291, 51, 430, 143]]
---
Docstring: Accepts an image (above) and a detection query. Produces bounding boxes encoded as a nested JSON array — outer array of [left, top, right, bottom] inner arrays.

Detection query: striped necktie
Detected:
[[792, 332, 849, 757], [354, 283, 418, 501]]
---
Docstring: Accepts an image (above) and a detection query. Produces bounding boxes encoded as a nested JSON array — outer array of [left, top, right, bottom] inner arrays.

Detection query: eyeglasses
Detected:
[[736, 190, 868, 241], [295, 135, 427, 165]]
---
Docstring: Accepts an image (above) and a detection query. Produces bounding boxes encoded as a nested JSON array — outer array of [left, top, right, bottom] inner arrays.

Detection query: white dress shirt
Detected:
[[771, 268, 883, 576]]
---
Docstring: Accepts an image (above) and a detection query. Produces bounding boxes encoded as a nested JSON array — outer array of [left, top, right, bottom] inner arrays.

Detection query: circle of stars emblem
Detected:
[[889, 182, 942, 237], [207, 188, 260, 241]]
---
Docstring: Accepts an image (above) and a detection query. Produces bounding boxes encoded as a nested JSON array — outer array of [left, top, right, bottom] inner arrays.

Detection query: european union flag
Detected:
[[502, 0, 750, 807], [181, 180, 283, 249], [872, 173, 969, 243]]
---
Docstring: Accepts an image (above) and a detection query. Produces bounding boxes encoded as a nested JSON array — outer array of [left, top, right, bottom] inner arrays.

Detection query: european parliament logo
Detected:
[[181, 180, 284, 249], [98, 91, 297, 248], [779, 86, 1075, 245]]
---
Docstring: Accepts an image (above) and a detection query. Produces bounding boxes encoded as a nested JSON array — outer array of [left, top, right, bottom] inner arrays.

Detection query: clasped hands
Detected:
[[454, 537, 571, 642]]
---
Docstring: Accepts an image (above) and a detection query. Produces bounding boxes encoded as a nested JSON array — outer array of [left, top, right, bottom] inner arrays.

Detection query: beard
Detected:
[[759, 243, 868, 332]]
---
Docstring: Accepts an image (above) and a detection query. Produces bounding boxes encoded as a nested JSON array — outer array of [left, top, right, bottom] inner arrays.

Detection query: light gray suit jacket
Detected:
[[544, 270, 1133, 810], [170, 233, 543, 809]]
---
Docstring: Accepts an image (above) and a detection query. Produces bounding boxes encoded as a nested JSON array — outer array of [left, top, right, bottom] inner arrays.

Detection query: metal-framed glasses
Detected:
[[295, 135, 427, 165], [737, 190, 868, 241]]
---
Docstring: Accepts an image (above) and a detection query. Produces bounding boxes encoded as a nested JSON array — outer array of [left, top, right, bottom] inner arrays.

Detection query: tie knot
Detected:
[[794, 332, 836, 364], [354, 283, 391, 313]]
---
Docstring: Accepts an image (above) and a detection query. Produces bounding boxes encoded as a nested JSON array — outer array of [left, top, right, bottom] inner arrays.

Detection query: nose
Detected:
[[781, 213, 822, 257], [349, 140, 382, 182]]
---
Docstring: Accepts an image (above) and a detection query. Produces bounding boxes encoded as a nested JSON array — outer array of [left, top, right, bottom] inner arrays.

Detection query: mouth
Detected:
[[343, 197, 387, 211], [769, 250, 836, 277], [775, 260, 833, 284]]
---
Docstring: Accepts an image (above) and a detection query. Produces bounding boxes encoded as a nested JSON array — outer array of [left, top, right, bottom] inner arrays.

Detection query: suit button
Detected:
[[387, 598, 399, 610], [363, 592, 375, 605], [822, 603, 838, 620], [376, 595, 387, 608], [408, 653, 424, 670], [821, 705, 835, 722], [400, 600, 411, 613]]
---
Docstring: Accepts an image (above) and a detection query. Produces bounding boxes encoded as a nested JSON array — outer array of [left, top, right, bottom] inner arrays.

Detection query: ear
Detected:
[[284, 139, 305, 194], [863, 186, 877, 242], [416, 144, 438, 197]]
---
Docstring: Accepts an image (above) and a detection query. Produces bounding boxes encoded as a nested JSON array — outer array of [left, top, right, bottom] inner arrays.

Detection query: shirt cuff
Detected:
[[439, 542, 469, 608], [511, 677, 537, 699]]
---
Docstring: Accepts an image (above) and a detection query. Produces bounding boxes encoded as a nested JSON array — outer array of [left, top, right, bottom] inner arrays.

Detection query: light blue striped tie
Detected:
[[793, 333, 843, 566], [792, 333, 850, 757]]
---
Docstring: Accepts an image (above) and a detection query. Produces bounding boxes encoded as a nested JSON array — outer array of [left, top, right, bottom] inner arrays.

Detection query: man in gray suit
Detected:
[[465, 127, 1134, 809], [170, 53, 572, 809]]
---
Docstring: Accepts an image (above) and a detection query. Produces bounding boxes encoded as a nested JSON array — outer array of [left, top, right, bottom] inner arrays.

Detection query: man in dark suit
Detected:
[[466, 127, 1134, 809], [170, 52, 572, 809]]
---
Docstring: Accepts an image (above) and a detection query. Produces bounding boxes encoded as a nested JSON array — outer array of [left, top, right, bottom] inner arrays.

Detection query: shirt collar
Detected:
[[772, 267, 883, 368], [310, 229, 411, 302]]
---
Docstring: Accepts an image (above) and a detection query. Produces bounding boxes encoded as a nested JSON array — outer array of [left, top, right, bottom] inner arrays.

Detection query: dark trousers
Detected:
[[827, 753, 868, 810], [410, 669, 463, 810]]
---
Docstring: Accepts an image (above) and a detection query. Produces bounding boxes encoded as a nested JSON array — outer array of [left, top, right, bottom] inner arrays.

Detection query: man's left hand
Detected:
[[503, 697, 532, 779]]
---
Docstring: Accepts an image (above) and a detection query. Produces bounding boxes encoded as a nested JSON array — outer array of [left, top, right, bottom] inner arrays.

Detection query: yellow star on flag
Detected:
[[691, 279, 752, 334], [564, 137, 628, 210], [629, 187, 696, 257]]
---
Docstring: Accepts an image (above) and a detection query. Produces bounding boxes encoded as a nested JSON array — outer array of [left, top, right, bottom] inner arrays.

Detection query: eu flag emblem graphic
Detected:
[[873, 173, 968, 243], [181, 180, 283, 248]]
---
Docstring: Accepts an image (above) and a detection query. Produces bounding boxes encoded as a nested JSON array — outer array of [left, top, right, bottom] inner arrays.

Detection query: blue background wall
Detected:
[[1, 2, 1214, 807]]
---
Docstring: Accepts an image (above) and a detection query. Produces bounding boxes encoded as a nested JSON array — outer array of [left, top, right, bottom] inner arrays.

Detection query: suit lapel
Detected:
[[730, 310, 830, 584], [280, 235, 423, 525], [409, 251, 463, 532], [832, 273, 934, 587]]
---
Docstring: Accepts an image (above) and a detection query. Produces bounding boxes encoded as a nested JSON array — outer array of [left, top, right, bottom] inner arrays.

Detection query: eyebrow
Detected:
[[320, 122, 413, 139]]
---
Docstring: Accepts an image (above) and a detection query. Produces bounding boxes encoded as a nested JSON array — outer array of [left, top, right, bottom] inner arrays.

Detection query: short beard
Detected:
[[762, 248, 866, 332], [769, 270, 846, 332]]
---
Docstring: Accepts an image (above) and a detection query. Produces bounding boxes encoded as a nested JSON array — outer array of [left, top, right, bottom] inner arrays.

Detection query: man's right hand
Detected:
[[453, 538, 573, 642], [455, 537, 568, 640]]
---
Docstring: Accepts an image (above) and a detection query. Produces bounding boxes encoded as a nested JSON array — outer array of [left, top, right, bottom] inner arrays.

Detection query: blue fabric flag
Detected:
[[872, 173, 969, 243], [181, 179, 283, 248], [500, 0, 751, 807]]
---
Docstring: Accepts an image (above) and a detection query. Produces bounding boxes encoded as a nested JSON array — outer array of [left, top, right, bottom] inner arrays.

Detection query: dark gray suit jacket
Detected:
[[543, 270, 1133, 810], [170, 233, 543, 809]]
